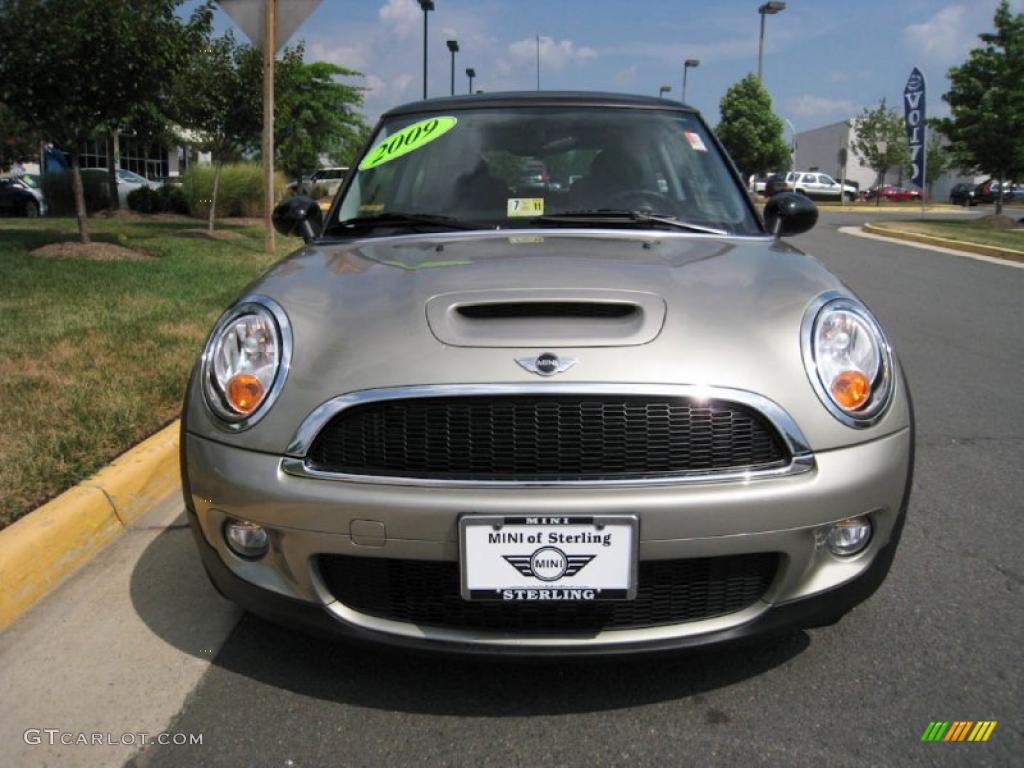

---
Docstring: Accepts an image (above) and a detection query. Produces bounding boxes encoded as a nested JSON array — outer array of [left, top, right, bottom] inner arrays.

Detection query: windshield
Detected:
[[330, 106, 760, 236]]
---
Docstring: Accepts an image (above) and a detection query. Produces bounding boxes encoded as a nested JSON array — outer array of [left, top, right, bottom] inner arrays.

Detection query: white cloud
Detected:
[[378, 0, 421, 41], [307, 41, 371, 71], [904, 5, 975, 63], [614, 64, 638, 86], [506, 35, 597, 71], [787, 95, 858, 120]]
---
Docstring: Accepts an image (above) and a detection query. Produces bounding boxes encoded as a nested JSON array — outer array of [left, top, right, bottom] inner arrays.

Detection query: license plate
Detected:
[[459, 515, 638, 601]]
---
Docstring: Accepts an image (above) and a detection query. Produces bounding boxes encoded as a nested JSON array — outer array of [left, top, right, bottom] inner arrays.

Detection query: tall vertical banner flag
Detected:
[[903, 67, 926, 190]]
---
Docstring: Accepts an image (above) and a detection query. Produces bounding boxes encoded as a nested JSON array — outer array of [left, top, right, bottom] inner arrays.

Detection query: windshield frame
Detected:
[[322, 99, 765, 240]]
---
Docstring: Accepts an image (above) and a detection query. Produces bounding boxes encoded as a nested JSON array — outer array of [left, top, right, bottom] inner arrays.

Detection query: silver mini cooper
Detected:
[[182, 92, 913, 656]]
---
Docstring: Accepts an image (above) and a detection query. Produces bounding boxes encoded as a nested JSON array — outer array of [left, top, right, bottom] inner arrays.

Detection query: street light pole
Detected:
[[418, 1, 434, 99], [466, 67, 475, 94], [682, 59, 699, 103], [446, 39, 459, 96], [659, 85, 671, 99], [757, 2, 785, 82], [535, 34, 540, 90]]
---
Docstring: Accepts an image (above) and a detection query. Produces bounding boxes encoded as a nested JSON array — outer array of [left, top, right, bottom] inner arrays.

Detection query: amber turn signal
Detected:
[[829, 370, 870, 410], [226, 373, 265, 414]]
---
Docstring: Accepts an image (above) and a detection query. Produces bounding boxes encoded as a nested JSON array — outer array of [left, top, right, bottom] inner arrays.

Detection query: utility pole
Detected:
[[682, 59, 699, 103], [262, 0, 275, 254], [447, 39, 459, 96], [757, 2, 786, 82], [536, 34, 540, 90], [418, 1, 434, 99]]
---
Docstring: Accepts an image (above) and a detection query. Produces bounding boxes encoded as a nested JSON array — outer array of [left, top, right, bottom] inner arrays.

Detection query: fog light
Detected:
[[224, 519, 269, 559], [826, 515, 872, 556]]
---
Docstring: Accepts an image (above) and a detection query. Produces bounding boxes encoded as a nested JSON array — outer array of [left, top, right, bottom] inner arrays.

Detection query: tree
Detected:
[[935, 0, 1024, 215], [851, 99, 910, 205], [0, 102, 42, 171], [716, 74, 790, 179], [170, 30, 261, 231], [0, 0, 210, 243], [269, 44, 369, 180]]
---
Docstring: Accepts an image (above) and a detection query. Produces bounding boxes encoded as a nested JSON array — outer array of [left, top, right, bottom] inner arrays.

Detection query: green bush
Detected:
[[126, 183, 190, 215], [157, 184, 190, 215], [183, 163, 287, 219], [40, 171, 113, 215], [126, 185, 160, 213]]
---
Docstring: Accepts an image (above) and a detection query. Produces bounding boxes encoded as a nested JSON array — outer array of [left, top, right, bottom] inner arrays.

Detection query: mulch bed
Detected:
[[174, 228, 247, 241], [31, 242, 155, 261]]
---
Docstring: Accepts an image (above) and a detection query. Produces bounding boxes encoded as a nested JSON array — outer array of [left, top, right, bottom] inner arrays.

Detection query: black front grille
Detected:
[[306, 395, 789, 481], [318, 554, 779, 632]]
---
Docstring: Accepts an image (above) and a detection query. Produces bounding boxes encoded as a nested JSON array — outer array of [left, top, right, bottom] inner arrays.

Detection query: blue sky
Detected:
[[189, 0, 1018, 129]]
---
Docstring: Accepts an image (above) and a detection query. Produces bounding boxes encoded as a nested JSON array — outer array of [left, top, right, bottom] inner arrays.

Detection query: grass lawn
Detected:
[[868, 218, 1024, 252], [0, 215, 301, 528]]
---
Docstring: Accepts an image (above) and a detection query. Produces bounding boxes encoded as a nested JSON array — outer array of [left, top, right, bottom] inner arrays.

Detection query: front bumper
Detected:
[[183, 426, 912, 655]]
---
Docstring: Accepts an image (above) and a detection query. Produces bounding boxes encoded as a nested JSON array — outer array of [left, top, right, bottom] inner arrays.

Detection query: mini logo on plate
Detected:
[[503, 547, 595, 581], [516, 352, 577, 376]]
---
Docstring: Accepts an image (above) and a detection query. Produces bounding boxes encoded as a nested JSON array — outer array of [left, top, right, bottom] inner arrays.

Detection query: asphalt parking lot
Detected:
[[2, 210, 1021, 767]]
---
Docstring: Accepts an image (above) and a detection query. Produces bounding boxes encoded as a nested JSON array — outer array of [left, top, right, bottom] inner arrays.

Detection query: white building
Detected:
[[794, 119, 980, 201]]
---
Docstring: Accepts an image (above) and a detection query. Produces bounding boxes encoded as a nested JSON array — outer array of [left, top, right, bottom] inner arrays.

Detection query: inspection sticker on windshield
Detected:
[[507, 198, 544, 217], [358, 116, 457, 171], [684, 131, 707, 151]]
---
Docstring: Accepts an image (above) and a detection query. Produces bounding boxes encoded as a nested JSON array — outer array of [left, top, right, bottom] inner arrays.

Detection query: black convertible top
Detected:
[[384, 90, 698, 118]]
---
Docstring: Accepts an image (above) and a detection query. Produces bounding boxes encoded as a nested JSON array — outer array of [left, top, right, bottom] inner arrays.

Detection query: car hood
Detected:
[[185, 230, 910, 453]]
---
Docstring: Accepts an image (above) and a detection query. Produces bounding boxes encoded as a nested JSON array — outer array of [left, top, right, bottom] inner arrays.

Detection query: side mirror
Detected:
[[272, 196, 324, 244], [763, 192, 818, 237]]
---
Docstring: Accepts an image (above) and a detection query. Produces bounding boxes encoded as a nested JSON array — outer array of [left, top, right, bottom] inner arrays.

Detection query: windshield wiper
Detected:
[[337, 212, 475, 231], [530, 209, 728, 235]]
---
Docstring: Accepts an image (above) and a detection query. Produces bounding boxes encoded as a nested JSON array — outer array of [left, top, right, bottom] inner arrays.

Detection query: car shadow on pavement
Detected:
[[131, 526, 810, 716]]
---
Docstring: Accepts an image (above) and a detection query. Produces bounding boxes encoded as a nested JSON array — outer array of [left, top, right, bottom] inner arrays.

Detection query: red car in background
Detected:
[[864, 185, 921, 202]]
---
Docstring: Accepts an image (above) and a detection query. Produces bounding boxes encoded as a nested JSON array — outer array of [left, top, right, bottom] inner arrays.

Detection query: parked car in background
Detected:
[[766, 171, 857, 201], [81, 167, 161, 207], [949, 182, 977, 206], [751, 173, 774, 196], [296, 167, 349, 198], [5, 173, 47, 213], [974, 179, 1019, 204], [183, 91, 913, 656], [864, 185, 920, 202], [0, 176, 46, 216]]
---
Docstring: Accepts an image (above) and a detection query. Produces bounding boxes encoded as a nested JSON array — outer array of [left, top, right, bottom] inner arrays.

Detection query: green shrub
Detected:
[[157, 184, 190, 215], [309, 183, 329, 200], [40, 171, 113, 215], [126, 185, 160, 213], [183, 163, 287, 219]]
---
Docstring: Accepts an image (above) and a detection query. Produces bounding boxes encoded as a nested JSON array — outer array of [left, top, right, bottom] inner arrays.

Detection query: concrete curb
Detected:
[[862, 223, 1024, 263], [0, 420, 181, 630]]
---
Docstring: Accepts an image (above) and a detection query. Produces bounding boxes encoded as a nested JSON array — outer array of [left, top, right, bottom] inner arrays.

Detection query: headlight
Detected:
[[201, 297, 291, 429], [802, 293, 894, 428]]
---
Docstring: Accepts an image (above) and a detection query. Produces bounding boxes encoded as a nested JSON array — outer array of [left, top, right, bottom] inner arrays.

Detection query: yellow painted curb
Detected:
[[863, 223, 1024, 263], [0, 420, 181, 630]]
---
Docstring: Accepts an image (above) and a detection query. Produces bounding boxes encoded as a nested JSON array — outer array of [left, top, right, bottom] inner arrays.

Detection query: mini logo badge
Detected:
[[503, 546, 595, 581], [515, 352, 577, 376]]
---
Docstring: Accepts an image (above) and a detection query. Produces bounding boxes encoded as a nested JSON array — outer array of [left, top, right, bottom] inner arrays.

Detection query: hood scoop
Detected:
[[426, 289, 666, 348]]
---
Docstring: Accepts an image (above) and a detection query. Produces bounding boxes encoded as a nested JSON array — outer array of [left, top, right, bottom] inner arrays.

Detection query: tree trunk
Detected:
[[995, 173, 1004, 216], [208, 161, 222, 232], [69, 151, 91, 244], [106, 131, 120, 211]]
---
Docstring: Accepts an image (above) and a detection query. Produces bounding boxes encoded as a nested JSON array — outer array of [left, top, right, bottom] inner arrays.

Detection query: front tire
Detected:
[[24, 200, 39, 218]]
